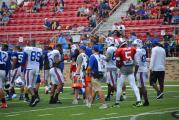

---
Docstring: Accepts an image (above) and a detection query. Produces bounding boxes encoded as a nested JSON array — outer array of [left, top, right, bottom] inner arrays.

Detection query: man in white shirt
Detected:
[[150, 41, 166, 99]]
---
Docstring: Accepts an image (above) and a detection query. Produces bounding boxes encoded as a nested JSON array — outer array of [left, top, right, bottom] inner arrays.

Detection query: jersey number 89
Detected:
[[31, 51, 41, 62]]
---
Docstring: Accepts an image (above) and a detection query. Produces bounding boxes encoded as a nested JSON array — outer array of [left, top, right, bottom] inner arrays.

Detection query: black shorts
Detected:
[[149, 71, 165, 86]]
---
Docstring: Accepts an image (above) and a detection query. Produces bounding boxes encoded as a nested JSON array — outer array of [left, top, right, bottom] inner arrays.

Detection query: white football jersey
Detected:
[[135, 48, 148, 72], [48, 50, 61, 68], [106, 46, 117, 69], [23, 46, 42, 69]]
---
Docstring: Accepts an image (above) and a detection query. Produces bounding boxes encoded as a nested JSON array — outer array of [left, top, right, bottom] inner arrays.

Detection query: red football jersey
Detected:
[[115, 47, 136, 67]]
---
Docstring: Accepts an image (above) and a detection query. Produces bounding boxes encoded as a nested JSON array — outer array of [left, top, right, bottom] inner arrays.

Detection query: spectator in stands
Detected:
[[77, 5, 86, 16], [163, 6, 172, 24], [98, 0, 110, 19], [1, 2, 9, 11], [89, 13, 97, 27], [58, 33, 68, 49], [2, 13, 10, 25], [9, 1, 17, 13], [57, 0, 64, 12], [136, 6, 146, 20], [51, 18, 59, 30], [53, 0, 58, 12], [43, 18, 51, 30], [41, 0, 49, 6], [32, 0, 42, 13]]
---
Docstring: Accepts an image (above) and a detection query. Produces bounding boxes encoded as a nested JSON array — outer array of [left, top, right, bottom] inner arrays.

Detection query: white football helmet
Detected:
[[15, 77, 25, 88], [105, 37, 115, 47], [132, 39, 143, 48]]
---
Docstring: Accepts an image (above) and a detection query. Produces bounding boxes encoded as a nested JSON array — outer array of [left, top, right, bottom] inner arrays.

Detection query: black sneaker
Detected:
[[30, 97, 39, 107], [133, 101, 143, 107], [143, 101, 149, 106], [157, 92, 164, 99]]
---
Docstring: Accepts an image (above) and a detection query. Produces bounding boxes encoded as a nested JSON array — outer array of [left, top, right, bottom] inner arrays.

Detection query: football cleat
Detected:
[[133, 101, 143, 107], [157, 92, 164, 99]]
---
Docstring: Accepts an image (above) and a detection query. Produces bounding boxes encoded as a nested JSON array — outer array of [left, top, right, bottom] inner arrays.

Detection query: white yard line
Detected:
[[130, 109, 179, 120], [38, 114, 53, 117], [6, 114, 20, 117], [92, 107, 179, 120], [2, 103, 100, 115], [105, 113, 118, 116], [71, 113, 85, 116]]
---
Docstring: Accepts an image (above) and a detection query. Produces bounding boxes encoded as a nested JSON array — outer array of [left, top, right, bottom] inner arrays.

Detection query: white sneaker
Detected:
[[12, 94, 17, 99], [99, 104, 107, 109], [72, 99, 78, 105]]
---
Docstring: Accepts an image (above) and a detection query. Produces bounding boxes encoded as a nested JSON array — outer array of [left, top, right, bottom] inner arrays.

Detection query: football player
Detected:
[[10, 45, 25, 100], [43, 46, 52, 94], [48, 46, 64, 104], [133, 39, 149, 106], [114, 39, 142, 107], [0, 46, 9, 108], [22, 41, 43, 107], [105, 40, 117, 101]]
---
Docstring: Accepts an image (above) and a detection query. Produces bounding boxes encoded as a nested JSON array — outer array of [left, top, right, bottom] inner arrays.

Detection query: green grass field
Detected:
[[0, 81, 179, 120]]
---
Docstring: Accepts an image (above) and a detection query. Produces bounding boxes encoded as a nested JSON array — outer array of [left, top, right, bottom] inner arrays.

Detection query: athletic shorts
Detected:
[[149, 71, 165, 86], [92, 78, 102, 92], [49, 67, 64, 85], [25, 67, 39, 88]]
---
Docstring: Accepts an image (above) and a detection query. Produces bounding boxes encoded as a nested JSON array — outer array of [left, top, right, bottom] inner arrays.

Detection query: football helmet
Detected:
[[132, 39, 143, 48], [15, 76, 25, 88]]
